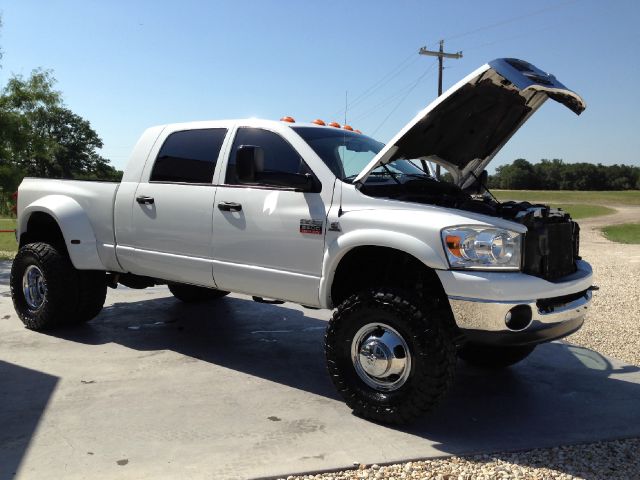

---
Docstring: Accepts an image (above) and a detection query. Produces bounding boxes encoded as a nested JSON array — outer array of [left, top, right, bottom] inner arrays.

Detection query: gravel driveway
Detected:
[[280, 205, 640, 480], [569, 205, 640, 366]]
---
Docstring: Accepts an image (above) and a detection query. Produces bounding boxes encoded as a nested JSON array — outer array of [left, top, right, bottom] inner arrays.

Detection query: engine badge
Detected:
[[300, 219, 323, 235]]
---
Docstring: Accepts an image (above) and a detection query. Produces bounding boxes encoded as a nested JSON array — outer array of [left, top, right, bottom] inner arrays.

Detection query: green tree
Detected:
[[493, 158, 539, 189], [490, 158, 640, 191], [0, 69, 122, 185]]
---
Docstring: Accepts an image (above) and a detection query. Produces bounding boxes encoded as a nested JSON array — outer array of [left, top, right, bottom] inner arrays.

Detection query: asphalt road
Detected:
[[1, 258, 640, 480]]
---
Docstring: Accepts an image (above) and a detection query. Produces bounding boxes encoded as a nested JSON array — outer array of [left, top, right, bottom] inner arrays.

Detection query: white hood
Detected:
[[353, 58, 586, 188]]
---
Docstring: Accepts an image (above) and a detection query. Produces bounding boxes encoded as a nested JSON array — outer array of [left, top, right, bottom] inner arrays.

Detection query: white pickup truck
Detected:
[[11, 58, 593, 423]]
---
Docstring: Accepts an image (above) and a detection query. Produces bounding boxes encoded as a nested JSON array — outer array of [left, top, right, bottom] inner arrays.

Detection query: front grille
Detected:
[[523, 220, 579, 280]]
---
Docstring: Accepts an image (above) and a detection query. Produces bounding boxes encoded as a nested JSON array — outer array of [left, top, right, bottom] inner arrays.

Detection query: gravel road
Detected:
[[568, 205, 640, 366], [280, 438, 640, 480], [280, 205, 640, 480]]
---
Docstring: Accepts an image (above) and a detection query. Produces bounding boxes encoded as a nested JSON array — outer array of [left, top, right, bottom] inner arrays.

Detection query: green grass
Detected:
[[551, 204, 616, 220], [601, 223, 640, 244], [0, 218, 17, 259], [493, 190, 640, 205]]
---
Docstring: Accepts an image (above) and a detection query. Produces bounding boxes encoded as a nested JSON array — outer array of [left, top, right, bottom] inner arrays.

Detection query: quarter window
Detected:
[[226, 128, 311, 186], [151, 128, 227, 183]]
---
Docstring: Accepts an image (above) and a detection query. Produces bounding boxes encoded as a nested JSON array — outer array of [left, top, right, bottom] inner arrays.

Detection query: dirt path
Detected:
[[579, 204, 640, 245], [578, 204, 640, 230]]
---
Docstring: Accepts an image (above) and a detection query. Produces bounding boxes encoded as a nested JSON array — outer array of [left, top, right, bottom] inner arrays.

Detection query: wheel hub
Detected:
[[351, 323, 411, 391], [359, 339, 393, 377], [22, 265, 47, 310]]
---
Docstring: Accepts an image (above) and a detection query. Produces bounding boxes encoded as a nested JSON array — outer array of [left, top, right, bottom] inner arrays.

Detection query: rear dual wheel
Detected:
[[11, 242, 107, 330]]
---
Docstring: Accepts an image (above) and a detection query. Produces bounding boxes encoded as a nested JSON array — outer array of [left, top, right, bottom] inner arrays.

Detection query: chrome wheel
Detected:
[[22, 265, 47, 310], [351, 323, 412, 391]]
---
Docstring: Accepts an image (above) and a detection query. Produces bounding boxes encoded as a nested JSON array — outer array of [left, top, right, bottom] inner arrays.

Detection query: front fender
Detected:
[[20, 195, 104, 270], [318, 229, 449, 308]]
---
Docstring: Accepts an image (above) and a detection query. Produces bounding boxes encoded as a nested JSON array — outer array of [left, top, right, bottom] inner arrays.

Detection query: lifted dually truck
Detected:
[[12, 58, 594, 424]]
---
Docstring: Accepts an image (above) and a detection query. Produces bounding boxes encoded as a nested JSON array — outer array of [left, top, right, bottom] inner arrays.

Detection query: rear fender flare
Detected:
[[20, 195, 104, 270]]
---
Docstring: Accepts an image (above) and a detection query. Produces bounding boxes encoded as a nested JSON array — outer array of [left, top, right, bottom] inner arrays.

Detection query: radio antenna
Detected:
[[344, 91, 348, 125]]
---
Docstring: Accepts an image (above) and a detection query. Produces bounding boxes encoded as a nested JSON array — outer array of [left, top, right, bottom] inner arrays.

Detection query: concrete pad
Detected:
[[1, 261, 639, 479]]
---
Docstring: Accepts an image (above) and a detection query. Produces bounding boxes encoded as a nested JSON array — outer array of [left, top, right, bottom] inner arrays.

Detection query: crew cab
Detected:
[[11, 58, 593, 423]]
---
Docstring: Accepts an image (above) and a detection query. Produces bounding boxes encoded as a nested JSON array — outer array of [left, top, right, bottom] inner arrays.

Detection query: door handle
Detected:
[[218, 201, 242, 212], [136, 195, 155, 205]]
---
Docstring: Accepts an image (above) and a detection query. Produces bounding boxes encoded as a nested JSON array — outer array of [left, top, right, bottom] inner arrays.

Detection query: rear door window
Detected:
[[151, 128, 227, 183]]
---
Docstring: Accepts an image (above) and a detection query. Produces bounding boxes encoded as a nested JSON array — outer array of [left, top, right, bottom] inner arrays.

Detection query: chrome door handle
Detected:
[[136, 195, 155, 205], [218, 202, 242, 212]]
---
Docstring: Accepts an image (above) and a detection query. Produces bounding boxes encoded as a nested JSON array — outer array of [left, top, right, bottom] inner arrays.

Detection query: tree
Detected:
[[489, 159, 640, 191], [0, 69, 122, 187], [492, 158, 539, 189]]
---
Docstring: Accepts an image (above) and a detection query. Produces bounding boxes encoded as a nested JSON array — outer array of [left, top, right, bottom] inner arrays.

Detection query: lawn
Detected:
[[0, 219, 17, 259], [493, 190, 640, 206], [601, 223, 640, 244], [551, 204, 616, 220]]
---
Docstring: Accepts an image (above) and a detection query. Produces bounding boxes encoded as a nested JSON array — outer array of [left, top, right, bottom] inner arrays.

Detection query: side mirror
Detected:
[[236, 145, 264, 184]]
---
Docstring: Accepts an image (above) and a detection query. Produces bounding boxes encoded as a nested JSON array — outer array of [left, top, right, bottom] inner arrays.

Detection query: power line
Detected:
[[462, 24, 562, 52], [352, 77, 425, 122], [342, 56, 420, 117], [330, 50, 418, 119], [440, 0, 578, 43], [370, 61, 437, 137]]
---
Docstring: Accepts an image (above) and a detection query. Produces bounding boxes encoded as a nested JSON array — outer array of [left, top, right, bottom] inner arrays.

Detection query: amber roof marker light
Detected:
[[328, 122, 341, 128], [280, 116, 296, 123], [312, 119, 326, 126], [343, 125, 354, 131]]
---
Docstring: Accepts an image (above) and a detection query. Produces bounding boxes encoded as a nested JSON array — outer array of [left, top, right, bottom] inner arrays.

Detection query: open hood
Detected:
[[353, 58, 586, 188]]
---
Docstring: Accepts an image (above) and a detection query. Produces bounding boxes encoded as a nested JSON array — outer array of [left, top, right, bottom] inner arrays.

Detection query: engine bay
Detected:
[[361, 176, 580, 279]]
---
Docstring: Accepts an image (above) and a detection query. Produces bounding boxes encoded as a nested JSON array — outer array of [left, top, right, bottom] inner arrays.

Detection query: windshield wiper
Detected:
[[400, 172, 434, 180], [344, 170, 400, 183]]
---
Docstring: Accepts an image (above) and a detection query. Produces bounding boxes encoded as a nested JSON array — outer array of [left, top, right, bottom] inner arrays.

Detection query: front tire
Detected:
[[11, 242, 87, 330], [325, 289, 456, 424], [457, 343, 536, 368], [168, 283, 229, 303]]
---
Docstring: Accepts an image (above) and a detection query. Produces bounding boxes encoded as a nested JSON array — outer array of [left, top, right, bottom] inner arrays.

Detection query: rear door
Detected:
[[116, 128, 228, 286]]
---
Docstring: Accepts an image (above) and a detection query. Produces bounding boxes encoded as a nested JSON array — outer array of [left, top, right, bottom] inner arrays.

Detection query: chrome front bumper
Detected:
[[448, 289, 592, 345]]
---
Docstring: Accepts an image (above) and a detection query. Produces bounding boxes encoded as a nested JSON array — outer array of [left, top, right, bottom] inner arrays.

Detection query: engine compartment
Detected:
[[361, 177, 580, 280]]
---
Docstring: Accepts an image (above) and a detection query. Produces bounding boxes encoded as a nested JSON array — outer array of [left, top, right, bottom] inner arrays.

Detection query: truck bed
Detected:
[[17, 178, 121, 270]]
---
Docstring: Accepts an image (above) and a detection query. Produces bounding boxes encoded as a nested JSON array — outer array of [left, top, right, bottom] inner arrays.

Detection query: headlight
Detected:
[[441, 226, 522, 270]]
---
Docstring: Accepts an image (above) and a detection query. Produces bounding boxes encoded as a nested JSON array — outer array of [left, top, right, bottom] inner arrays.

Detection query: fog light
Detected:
[[505, 305, 532, 331]]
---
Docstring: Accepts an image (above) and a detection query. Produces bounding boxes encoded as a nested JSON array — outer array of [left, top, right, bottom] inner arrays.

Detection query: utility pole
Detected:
[[419, 40, 463, 96], [419, 40, 463, 178]]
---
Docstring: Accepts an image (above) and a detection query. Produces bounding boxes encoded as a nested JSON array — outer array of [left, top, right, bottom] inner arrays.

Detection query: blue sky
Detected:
[[1, 0, 639, 172]]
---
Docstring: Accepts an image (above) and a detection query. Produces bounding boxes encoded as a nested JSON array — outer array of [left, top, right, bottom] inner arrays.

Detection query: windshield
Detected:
[[292, 126, 430, 182]]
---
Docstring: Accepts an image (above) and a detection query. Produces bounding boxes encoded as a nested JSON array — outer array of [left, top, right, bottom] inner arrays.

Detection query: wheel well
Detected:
[[330, 246, 448, 307], [20, 212, 68, 256]]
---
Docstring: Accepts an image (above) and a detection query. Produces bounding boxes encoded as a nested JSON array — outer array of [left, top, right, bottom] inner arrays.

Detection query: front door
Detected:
[[211, 127, 332, 306]]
